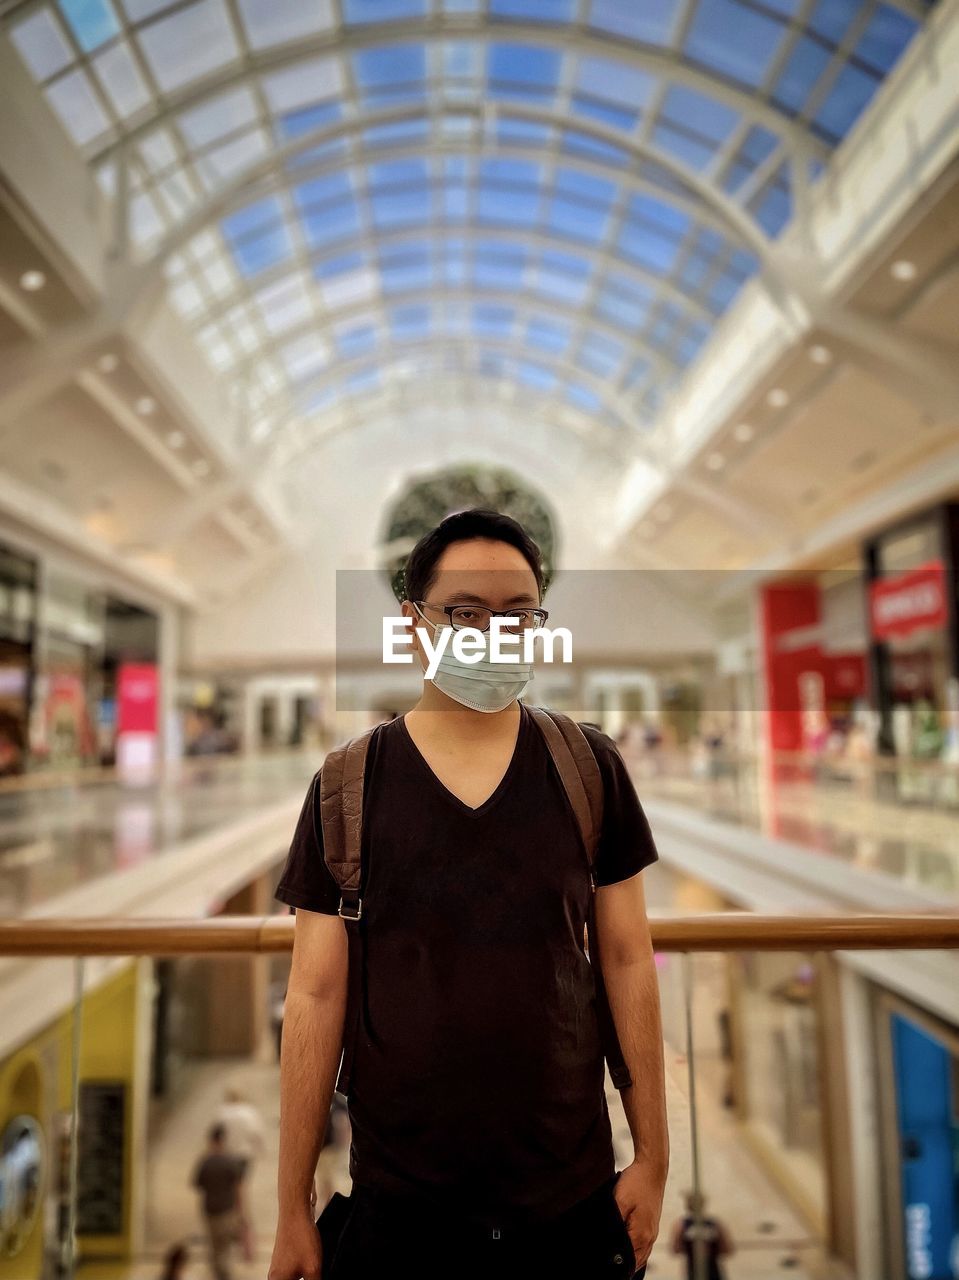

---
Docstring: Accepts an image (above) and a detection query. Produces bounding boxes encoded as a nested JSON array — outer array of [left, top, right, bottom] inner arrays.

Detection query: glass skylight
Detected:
[[4, 0, 933, 444]]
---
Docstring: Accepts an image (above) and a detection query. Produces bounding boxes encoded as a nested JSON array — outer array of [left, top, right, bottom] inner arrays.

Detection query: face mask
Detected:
[[415, 614, 534, 713]]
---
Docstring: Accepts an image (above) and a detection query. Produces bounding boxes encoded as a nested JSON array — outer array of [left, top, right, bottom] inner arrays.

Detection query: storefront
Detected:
[[758, 574, 869, 782], [0, 963, 151, 1280], [864, 503, 959, 798], [729, 950, 828, 1228], [98, 600, 160, 776], [29, 571, 102, 770], [875, 992, 959, 1280], [26, 570, 160, 774], [0, 543, 38, 776]]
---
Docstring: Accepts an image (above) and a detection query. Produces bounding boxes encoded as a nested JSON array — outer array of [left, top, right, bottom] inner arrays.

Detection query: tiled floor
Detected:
[[77, 1035, 852, 1280]]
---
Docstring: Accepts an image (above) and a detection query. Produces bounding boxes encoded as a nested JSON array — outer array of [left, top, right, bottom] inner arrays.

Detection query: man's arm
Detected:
[[268, 908, 348, 1280], [595, 871, 669, 1269]]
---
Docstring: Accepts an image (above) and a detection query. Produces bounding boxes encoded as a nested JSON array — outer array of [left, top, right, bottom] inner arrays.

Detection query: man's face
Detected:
[[401, 538, 541, 674]]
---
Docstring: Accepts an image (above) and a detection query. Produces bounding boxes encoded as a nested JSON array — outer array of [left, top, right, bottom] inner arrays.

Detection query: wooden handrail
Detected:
[[0, 913, 956, 955]]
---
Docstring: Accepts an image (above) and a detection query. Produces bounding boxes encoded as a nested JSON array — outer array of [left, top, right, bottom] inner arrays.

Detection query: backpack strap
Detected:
[[319, 724, 378, 920], [525, 704, 633, 1092], [524, 705, 602, 865], [318, 722, 379, 1096]]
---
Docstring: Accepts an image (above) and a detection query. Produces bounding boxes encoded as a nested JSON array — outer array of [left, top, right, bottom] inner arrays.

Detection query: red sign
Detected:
[[870, 561, 948, 640], [117, 663, 158, 734]]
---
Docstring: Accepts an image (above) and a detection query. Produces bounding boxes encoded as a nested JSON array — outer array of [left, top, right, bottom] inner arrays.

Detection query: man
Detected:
[[214, 1086, 266, 1175], [213, 1086, 265, 1261], [670, 1190, 735, 1280], [191, 1124, 246, 1280], [268, 509, 668, 1280]]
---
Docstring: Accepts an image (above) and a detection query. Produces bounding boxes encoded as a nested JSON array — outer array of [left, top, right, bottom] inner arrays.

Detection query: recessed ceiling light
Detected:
[[733, 422, 754, 443], [706, 452, 725, 471], [135, 396, 156, 416], [97, 352, 119, 374], [890, 259, 917, 281], [167, 430, 185, 448], [767, 388, 790, 408], [192, 459, 210, 477], [19, 270, 46, 292], [809, 344, 832, 365]]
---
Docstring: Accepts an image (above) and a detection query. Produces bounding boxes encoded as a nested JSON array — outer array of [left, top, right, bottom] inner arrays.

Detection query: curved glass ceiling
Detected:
[[5, 0, 933, 449]]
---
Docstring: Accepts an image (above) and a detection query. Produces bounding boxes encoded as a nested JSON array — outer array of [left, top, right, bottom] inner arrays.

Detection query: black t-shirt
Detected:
[[191, 1152, 243, 1217], [275, 702, 658, 1226]]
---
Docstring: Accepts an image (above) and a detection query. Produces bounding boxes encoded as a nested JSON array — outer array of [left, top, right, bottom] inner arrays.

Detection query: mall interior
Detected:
[[0, 0, 958, 1277]]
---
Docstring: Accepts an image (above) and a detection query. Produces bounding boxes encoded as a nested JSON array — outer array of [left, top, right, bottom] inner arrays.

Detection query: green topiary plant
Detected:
[[380, 465, 557, 603]]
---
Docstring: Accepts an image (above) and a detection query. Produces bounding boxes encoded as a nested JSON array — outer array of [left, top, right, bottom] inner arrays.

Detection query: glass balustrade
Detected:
[[0, 914, 955, 1280]]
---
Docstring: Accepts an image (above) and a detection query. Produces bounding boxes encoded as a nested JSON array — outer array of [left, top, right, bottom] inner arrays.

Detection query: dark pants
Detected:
[[318, 1172, 647, 1280]]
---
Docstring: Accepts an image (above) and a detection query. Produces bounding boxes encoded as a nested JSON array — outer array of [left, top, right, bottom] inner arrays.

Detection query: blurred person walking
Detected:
[[268, 510, 668, 1280], [190, 1123, 246, 1280], [213, 1087, 265, 1175], [213, 1086, 265, 1261], [670, 1190, 734, 1280]]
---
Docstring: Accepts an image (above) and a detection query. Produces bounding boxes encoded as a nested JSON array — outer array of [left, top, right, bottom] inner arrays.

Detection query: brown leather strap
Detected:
[[318, 724, 378, 1096], [526, 704, 632, 1092], [319, 724, 377, 899], [525, 705, 603, 865]]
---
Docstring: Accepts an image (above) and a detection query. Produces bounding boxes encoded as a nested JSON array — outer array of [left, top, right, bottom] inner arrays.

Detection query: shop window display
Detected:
[[733, 951, 825, 1214], [0, 543, 38, 776], [865, 504, 959, 808]]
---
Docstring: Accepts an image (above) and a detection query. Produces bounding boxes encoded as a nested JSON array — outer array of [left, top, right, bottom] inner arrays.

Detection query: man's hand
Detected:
[[614, 1156, 666, 1272], [267, 1208, 323, 1280]]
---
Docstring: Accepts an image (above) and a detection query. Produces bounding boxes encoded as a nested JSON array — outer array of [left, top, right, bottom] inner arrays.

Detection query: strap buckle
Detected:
[[338, 895, 363, 921], [610, 1064, 632, 1091]]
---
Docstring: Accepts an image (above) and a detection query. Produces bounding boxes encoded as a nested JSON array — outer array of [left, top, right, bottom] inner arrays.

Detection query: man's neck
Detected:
[[406, 685, 522, 744]]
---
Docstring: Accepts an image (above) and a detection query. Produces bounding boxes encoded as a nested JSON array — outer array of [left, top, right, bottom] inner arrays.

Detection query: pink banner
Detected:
[[117, 663, 158, 735]]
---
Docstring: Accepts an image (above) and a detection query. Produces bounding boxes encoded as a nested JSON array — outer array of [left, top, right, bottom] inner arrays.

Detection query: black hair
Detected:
[[402, 509, 544, 604]]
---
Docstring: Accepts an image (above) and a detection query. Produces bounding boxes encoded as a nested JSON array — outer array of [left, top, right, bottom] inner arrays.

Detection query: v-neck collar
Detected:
[[396, 702, 528, 817]]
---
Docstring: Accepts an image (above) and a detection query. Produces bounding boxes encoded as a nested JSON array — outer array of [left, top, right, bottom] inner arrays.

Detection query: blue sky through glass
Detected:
[[15, 0, 932, 429], [589, 0, 682, 44], [685, 0, 789, 88], [58, 0, 119, 51]]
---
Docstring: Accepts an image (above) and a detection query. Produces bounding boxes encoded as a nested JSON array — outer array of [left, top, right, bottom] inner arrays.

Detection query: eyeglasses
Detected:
[[414, 601, 549, 634]]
